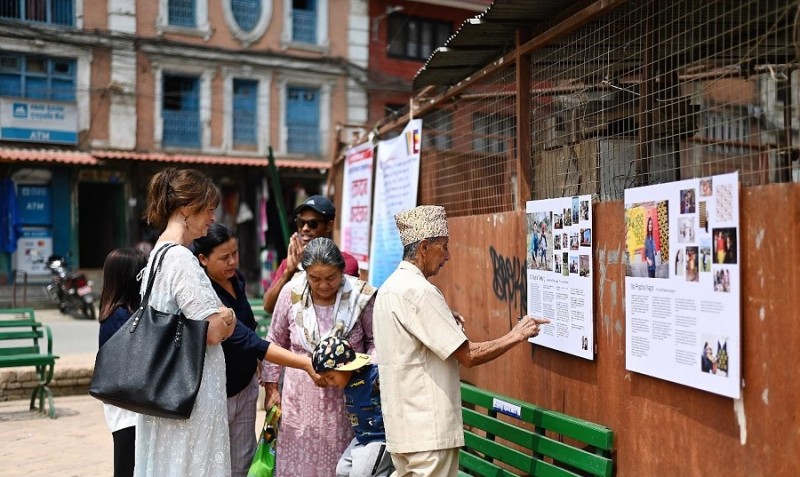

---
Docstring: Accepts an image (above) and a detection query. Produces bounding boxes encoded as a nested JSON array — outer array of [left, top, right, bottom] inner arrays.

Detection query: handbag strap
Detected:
[[140, 243, 179, 307], [129, 243, 179, 332]]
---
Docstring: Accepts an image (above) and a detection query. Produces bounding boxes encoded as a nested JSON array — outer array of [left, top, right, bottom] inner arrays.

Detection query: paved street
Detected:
[[0, 395, 112, 476], [0, 307, 265, 476]]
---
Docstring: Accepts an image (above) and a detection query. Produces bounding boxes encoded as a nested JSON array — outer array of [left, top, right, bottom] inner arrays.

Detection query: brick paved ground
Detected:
[[0, 308, 268, 476], [0, 394, 112, 476]]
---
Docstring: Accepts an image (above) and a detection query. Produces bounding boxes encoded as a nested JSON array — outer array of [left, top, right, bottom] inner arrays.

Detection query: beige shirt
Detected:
[[374, 261, 467, 454]]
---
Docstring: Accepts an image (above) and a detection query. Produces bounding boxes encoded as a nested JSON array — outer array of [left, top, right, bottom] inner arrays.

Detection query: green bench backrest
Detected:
[[0, 308, 44, 356], [460, 382, 614, 477]]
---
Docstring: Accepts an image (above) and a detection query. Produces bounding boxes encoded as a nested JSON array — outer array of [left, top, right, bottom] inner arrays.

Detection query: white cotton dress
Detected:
[[133, 243, 231, 477]]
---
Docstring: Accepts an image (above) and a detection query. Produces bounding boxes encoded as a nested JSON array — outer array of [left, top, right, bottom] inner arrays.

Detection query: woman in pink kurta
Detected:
[[262, 238, 376, 477]]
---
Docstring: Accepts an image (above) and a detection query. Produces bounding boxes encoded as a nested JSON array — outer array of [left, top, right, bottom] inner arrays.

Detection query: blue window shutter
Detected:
[[163, 75, 201, 147], [233, 79, 258, 146], [52, 0, 74, 25], [169, 0, 195, 27], [291, 0, 316, 44], [231, 0, 261, 32], [286, 86, 320, 154], [0, 0, 74, 26]]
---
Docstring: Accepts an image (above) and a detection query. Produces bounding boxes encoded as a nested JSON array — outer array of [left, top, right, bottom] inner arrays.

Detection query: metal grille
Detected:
[[383, 0, 799, 216], [417, 66, 518, 217], [530, 0, 799, 200]]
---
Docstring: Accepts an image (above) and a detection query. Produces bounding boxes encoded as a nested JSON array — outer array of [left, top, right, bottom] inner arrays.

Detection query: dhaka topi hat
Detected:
[[394, 205, 449, 247], [312, 336, 371, 374], [294, 195, 336, 220]]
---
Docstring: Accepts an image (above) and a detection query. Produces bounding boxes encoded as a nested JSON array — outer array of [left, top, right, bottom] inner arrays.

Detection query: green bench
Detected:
[[0, 308, 59, 418], [460, 382, 614, 477], [248, 298, 271, 338]]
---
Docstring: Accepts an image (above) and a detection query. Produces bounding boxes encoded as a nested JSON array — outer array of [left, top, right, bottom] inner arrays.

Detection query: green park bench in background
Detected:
[[460, 382, 614, 477], [0, 308, 59, 418], [248, 298, 271, 338]]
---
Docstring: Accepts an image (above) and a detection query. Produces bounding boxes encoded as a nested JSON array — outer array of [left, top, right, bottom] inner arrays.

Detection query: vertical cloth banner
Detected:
[[368, 119, 422, 287], [341, 142, 375, 270]]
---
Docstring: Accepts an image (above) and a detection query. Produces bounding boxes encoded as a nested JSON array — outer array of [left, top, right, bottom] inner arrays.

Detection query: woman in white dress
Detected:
[[135, 168, 237, 477]]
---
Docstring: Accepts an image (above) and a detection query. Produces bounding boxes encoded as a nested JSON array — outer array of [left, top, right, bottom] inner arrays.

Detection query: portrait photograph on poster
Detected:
[[700, 335, 730, 377], [673, 248, 684, 276], [712, 227, 738, 264], [625, 200, 669, 279], [699, 239, 712, 272], [680, 188, 696, 213], [527, 212, 553, 271], [624, 172, 741, 398], [685, 246, 699, 282]]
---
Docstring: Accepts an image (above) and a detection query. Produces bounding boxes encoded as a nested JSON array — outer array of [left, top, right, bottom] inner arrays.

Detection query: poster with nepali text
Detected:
[[624, 172, 740, 398], [368, 119, 422, 287], [341, 142, 374, 269], [526, 195, 594, 360]]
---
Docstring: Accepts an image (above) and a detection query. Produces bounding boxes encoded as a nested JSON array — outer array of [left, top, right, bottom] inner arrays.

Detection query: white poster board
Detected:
[[526, 195, 594, 360], [368, 120, 422, 287], [341, 142, 374, 269], [624, 172, 740, 398]]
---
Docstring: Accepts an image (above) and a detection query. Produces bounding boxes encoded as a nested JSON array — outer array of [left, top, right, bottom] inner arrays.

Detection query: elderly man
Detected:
[[262, 195, 358, 313], [373, 205, 549, 477]]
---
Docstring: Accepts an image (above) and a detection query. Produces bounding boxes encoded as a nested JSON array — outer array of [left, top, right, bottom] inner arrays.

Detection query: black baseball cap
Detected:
[[294, 195, 336, 220]]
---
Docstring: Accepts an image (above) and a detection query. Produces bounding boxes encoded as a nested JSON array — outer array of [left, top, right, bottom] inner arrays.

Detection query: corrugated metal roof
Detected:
[[413, 0, 578, 90]]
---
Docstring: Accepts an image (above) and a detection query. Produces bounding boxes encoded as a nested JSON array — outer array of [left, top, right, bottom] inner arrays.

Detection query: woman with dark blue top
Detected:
[[98, 248, 148, 477], [194, 223, 317, 477]]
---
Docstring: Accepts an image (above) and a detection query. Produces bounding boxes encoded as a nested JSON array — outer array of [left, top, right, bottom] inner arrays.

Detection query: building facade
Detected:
[[0, 0, 369, 293]]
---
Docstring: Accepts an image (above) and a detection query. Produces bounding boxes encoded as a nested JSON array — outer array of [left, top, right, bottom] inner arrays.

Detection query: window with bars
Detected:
[[162, 74, 200, 148], [472, 112, 515, 154], [286, 85, 320, 154], [169, 0, 196, 27], [291, 0, 316, 44], [0, 0, 74, 26], [423, 109, 454, 150], [233, 79, 258, 146], [0, 53, 76, 101], [387, 14, 451, 61], [231, 0, 261, 32]]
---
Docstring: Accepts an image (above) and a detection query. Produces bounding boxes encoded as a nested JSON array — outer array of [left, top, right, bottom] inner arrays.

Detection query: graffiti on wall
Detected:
[[489, 246, 527, 314]]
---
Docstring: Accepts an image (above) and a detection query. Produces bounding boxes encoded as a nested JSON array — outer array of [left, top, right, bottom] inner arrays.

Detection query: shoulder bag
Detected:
[[89, 243, 209, 419]]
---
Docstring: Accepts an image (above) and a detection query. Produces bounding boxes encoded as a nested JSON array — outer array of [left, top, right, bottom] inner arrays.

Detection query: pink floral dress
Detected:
[[262, 284, 375, 477]]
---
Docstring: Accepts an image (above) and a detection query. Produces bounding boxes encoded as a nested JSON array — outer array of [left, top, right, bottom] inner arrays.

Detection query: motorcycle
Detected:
[[45, 254, 97, 320]]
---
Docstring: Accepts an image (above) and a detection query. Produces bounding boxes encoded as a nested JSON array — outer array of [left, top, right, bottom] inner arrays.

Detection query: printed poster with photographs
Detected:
[[526, 195, 594, 360], [624, 172, 740, 398]]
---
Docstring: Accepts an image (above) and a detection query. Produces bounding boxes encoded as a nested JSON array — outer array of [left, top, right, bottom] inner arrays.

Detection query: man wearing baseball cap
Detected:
[[262, 195, 359, 313], [312, 336, 393, 477], [373, 205, 549, 477]]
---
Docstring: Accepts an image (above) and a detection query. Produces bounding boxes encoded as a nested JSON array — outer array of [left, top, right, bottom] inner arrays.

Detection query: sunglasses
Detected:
[[295, 218, 328, 230]]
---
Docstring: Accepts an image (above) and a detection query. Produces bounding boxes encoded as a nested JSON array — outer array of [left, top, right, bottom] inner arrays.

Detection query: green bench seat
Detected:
[[459, 382, 614, 477], [248, 298, 271, 338], [0, 308, 59, 418]]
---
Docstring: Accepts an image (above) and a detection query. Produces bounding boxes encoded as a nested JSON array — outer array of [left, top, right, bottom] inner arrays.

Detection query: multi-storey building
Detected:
[[0, 0, 369, 292], [365, 0, 490, 127]]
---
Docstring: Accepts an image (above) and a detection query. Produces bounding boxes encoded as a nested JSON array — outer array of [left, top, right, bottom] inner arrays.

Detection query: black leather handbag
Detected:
[[89, 243, 209, 419]]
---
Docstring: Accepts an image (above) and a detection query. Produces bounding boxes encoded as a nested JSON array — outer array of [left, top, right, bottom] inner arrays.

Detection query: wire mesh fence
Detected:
[[379, 0, 799, 217]]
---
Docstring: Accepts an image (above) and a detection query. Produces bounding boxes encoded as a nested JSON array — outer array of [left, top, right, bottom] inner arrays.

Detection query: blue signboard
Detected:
[[0, 99, 78, 145], [17, 185, 51, 225]]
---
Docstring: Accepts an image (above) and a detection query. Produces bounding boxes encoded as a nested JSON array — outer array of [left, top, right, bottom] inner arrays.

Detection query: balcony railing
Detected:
[[162, 110, 200, 148], [287, 124, 320, 155]]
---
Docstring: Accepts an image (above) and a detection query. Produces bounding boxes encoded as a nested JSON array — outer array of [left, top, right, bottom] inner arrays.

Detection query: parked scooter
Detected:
[[45, 254, 96, 320]]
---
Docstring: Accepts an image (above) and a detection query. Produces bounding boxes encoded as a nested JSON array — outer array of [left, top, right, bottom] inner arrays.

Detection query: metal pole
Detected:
[[266, 146, 292, 247]]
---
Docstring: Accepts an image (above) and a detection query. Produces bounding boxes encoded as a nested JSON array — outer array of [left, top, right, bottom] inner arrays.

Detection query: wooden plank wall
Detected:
[[430, 183, 799, 476]]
